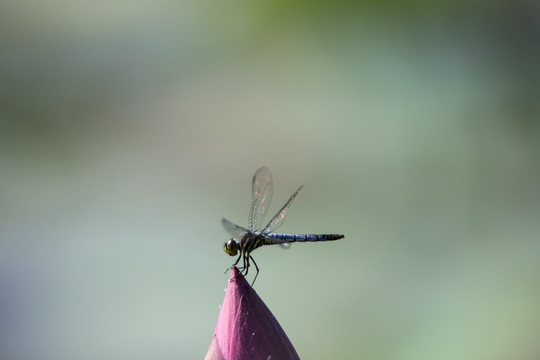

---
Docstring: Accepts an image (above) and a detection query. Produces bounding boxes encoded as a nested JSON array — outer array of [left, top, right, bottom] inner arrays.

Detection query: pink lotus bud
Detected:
[[205, 267, 300, 360]]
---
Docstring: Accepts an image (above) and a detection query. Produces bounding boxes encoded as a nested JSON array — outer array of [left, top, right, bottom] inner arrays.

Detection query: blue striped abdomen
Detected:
[[267, 233, 344, 243]]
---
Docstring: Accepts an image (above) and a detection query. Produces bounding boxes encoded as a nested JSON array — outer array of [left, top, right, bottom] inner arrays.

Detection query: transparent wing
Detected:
[[222, 218, 248, 239], [279, 243, 291, 249], [248, 166, 273, 231], [261, 185, 303, 234]]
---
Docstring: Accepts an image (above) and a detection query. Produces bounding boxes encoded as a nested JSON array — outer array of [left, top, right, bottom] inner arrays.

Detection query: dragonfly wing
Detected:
[[262, 185, 303, 234], [279, 243, 291, 249], [248, 166, 273, 231], [222, 218, 248, 238]]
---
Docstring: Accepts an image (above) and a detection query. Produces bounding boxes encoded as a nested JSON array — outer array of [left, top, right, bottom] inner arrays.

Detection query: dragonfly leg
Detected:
[[242, 252, 250, 276], [249, 255, 259, 286], [225, 253, 242, 274]]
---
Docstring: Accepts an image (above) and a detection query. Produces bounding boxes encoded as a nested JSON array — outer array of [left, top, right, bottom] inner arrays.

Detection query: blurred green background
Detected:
[[1, 1, 539, 359]]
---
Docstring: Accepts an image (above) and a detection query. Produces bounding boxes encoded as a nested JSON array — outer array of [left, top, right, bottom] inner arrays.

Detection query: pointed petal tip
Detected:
[[229, 266, 241, 280], [227, 266, 249, 288], [207, 266, 300, 360]]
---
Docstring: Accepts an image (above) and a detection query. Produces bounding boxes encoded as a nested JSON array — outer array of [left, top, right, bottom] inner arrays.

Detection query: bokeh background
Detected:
[[1, 1, 539, 359]]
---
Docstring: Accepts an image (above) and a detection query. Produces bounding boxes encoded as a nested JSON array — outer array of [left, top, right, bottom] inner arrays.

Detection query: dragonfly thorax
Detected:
[[239, 232, 266, 254]]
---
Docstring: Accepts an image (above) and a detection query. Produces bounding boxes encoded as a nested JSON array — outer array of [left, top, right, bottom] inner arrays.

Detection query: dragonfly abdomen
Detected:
[[268, 233, 344, 243]]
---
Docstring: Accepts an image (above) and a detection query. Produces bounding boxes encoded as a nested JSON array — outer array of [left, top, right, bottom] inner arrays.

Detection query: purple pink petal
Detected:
[[205, 267, 300, 360]]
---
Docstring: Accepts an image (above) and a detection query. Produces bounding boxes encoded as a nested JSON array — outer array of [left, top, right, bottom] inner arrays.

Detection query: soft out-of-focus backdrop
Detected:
[[1, 1, 539, 359]]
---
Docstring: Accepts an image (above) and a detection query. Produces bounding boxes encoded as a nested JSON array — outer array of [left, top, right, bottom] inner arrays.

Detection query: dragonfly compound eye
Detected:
[[224, 239, 238, 256]]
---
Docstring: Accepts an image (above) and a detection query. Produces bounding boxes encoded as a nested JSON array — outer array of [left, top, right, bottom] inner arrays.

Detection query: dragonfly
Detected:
[[222, 166, 344, 285]]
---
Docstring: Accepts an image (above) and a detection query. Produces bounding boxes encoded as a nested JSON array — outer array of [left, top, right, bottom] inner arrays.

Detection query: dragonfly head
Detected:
[[224, 238, 239, 256]]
